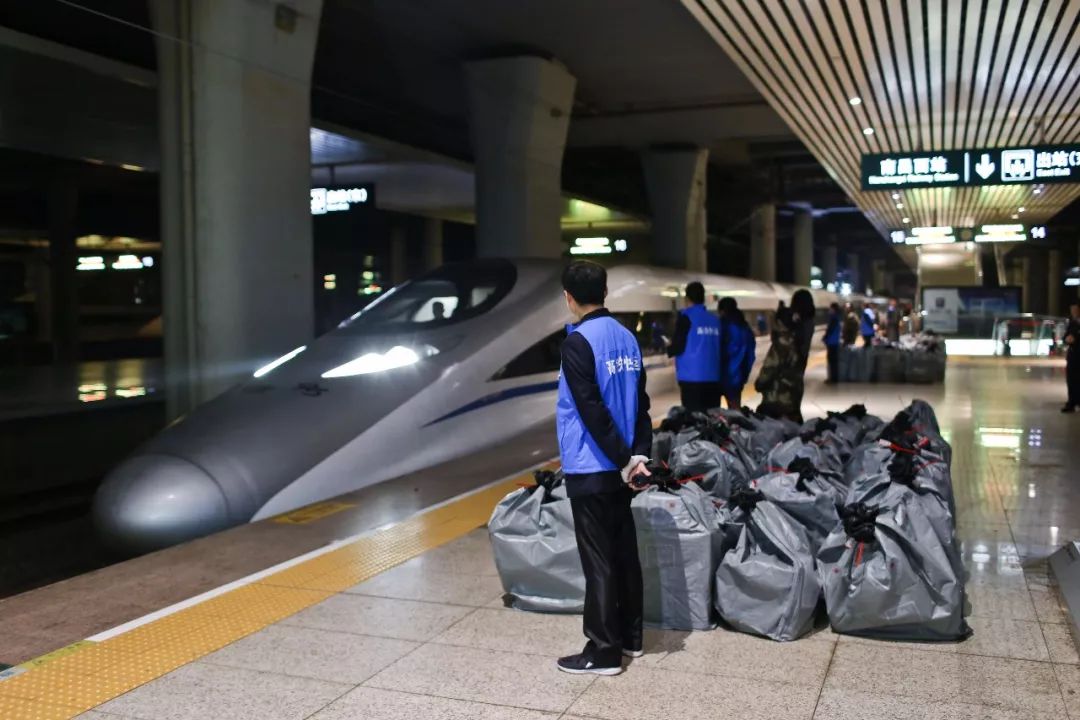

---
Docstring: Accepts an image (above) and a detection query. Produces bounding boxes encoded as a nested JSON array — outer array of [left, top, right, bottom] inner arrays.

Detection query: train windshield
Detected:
[[338, 259, 517, 330]]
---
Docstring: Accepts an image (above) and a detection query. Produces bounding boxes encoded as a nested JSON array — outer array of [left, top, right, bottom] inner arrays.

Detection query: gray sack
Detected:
[[632, 480, 719, 631], [669, 438, 752, 500], [714, 488, 821, 641], [488, 478, 585, 613]]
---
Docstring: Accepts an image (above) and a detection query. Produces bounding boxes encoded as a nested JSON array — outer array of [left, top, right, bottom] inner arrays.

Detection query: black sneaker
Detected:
[[556, 652, 622, 676]]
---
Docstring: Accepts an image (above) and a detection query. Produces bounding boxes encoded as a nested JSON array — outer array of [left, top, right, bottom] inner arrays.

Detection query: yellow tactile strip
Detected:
[[0, 472, 540, 719]]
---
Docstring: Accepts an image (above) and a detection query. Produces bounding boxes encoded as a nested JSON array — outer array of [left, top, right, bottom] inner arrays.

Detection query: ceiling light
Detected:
[[1033, 188, 1042, 194], [862, 127, 874, 135], [849, 96, 862, 106], [892, 193, 900, 200], [1011, 214, 1019, 219], [896, 203, 904, 209], [902, 217, 910, 223], [1018, 207, 1025, 213]]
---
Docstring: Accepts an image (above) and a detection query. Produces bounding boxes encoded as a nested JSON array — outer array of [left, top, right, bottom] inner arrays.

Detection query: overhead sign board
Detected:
[[890, 224, 1046, 245], [310, 185, 374, 215], [862, 145, 1080, 190]]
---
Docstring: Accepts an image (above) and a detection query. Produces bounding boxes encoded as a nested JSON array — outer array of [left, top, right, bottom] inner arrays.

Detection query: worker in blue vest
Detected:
[[556, 260, 652, 676], [667, 281, 721, 412], [861, 303, 878, 346], [824, 302, 842, 383]]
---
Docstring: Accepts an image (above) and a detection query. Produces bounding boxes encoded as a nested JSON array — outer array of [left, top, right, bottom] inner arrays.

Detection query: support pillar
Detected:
[[792, 211, 813, 287], [821, 241, 838, 289], [152, 0, 323, 417], [389, 225, 407, 286], [48, 177, 79, 364], [641, 147, 708, 271], [423, 218, 443, 271], [1022, 257, 1032, 312], [465, 56, 575, 259], [749, 203, 776, 282], [847, 252, 861, 293], [1049, 249, 1062, 316], [871, 260, 886, 296]]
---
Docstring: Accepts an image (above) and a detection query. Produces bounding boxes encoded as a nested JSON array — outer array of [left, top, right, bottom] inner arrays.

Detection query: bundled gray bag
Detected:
[[846, 440, 954, 520], [632, 474, 720, 631], [488, 470, 584, 613], [755, 459, 843, 552], [905, 399, 942, 437], [763, 436, 846, 488], [669, 425, 753, 499], [714, 486, 821, 642], [651, 430, 675, 466], [818, 499, 969, 641]]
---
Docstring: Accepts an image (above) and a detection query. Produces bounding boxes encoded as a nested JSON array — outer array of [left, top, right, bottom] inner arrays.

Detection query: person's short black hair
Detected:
[[562, 261, 607, 306], [685, 281, 705, 304], [830, 302, 840, 311], [718, 296, 738, 314]]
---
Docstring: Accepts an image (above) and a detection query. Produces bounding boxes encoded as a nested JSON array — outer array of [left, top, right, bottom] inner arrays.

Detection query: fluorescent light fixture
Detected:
[[322, 345, 437, 379], [77, 256, 106, 271], [902, 217, 910, 223], [975, 224, 1027, 243], [892, 193, 900, 200], [862, 127, 874, 135], [849, 96, 862, 105], [1018, 207, 1025, 212], [896, 203, 904, 209], [141, 256, 154, 267], [253, 345, 306, 378], [570, 246, 612, 255], [111, 254, 144, 270]]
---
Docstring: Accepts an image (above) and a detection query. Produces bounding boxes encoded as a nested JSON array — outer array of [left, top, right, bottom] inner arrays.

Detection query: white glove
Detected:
[[621, 455, 650, 484]]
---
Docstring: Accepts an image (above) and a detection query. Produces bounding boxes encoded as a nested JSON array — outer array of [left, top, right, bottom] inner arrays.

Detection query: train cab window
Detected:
[[492, 328, 567, 380], [337, 260, 516, 330]]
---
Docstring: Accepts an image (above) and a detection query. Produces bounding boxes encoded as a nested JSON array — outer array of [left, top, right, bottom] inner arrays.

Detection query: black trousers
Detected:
[[720, 385, 743, 409], [570, 488, 643, 665], [1068, 353, 1080, 407], [826, 345, 839, 383], [679, 382, 721, 412]]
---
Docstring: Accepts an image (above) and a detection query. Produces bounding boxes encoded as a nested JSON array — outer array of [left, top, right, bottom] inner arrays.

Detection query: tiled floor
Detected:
[[79, 358, 1080, 719]]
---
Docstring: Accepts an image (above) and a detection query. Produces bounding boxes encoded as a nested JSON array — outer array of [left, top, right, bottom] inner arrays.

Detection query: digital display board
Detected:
[[310, 185, 375, 215], [862, 144, 1080, 190]]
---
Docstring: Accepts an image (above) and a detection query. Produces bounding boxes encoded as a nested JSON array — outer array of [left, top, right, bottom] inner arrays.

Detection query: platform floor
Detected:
[[2, 356, 1079, 719]]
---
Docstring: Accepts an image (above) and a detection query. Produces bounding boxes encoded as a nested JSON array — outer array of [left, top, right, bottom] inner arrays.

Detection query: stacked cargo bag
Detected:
[[874, 347, 906, 383], [817, 499, 969, 641], [669, 422, 753, 500], [714, 486, 821, 641], [847, 437, 955, 520], [885, 404, 952, 465], [754, 458, 843, 551], [905, 399, 943, 437], [840, 404, 886, 444], [632, 467, 720, 631], [651, 429, 675, 466], [904, 352, 939, 384], [488, 469, 585, 613], [764, 435, 846, 485], [799, 418, 853, 472]]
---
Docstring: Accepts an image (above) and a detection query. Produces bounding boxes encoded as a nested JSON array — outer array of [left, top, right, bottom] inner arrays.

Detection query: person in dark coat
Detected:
[[717, 297, 756, 408], [842, 302, 860, 346], [824, 302, 842, 384], [755, 290, 815, 423], [1063, 303, 1080, 413]]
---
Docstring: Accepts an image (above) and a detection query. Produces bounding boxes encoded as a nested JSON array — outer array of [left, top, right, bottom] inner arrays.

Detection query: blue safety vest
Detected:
[[676, 304, 721, 383], [825, 312, 842, 347], [556, 315, 641, 474], [861, 307, 876, 337]]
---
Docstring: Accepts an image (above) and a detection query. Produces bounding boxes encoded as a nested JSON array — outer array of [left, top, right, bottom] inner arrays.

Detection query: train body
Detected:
[[94, 259, 842, 552]]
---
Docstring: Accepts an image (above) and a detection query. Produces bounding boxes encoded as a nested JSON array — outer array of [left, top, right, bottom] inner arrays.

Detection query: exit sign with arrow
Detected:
[[861, 144, 1080, 190]]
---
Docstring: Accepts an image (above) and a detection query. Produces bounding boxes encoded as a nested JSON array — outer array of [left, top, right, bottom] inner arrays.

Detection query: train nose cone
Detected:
[[94, 454, 232, 554]]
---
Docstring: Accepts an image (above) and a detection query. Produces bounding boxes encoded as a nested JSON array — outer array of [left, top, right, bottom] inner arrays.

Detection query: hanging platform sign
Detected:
[[861, 145, 1080, 190]]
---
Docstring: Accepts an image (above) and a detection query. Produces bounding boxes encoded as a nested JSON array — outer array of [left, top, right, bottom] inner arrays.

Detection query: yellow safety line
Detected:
[[0, 468, 551, 720]]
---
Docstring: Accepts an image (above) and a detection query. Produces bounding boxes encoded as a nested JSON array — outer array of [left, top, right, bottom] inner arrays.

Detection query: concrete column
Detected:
[[871, 260, 887, 295], [641, 147, 708, 271], [48, 178, 79, 363], [423, 218, 443, 271], [749, 203, 776, 282], [1049, 249, 1062, 316], [152, 0, 322, 416], [792, 211, 813, 287], [847, 252, 861, 293], [389, 225, 408, 286], [820, 242, 838, 288], [465, 56, 575, 259], [1022, 257, 1032, 312]]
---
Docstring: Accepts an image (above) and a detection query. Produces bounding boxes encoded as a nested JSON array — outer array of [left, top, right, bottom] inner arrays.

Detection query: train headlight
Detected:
[[321, 345, 438, 379], [253, 346, 307, 378]]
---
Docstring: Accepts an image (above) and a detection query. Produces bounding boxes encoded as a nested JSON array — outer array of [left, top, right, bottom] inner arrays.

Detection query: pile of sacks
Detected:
[[489, 400, 969, 643], [840, 334, 947, 384]]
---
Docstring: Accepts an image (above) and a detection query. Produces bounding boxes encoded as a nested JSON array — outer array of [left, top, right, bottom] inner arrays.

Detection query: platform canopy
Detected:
[[681, 0, 1080, 240]]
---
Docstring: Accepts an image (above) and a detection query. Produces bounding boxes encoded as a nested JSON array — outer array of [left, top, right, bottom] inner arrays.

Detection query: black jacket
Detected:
[[561, 309, 653, 497]]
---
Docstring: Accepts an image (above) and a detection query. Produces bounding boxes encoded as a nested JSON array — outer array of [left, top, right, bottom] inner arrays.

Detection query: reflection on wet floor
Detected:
[[0, 358, 161, 417]]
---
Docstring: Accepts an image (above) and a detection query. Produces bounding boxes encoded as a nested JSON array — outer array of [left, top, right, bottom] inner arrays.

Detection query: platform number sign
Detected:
[[862, 144, 1080, 190], [310, 184, 375, 215]]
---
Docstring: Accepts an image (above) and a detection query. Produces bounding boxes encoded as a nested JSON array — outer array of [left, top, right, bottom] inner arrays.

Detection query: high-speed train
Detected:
[[94, 259, 845, 553]]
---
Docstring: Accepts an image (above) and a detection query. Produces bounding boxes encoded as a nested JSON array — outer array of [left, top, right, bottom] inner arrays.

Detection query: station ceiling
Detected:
[[679, 0, 1080, 236]]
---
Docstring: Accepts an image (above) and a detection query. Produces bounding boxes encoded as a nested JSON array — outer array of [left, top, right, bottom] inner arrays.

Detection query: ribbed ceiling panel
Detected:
[[681, 0, 1080, 238]]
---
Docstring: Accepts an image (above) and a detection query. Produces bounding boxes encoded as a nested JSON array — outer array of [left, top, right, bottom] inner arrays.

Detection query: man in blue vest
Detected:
[[556, 260, 652, 676], [667, 281, 721, 411], [861, 303, 877, 345]]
